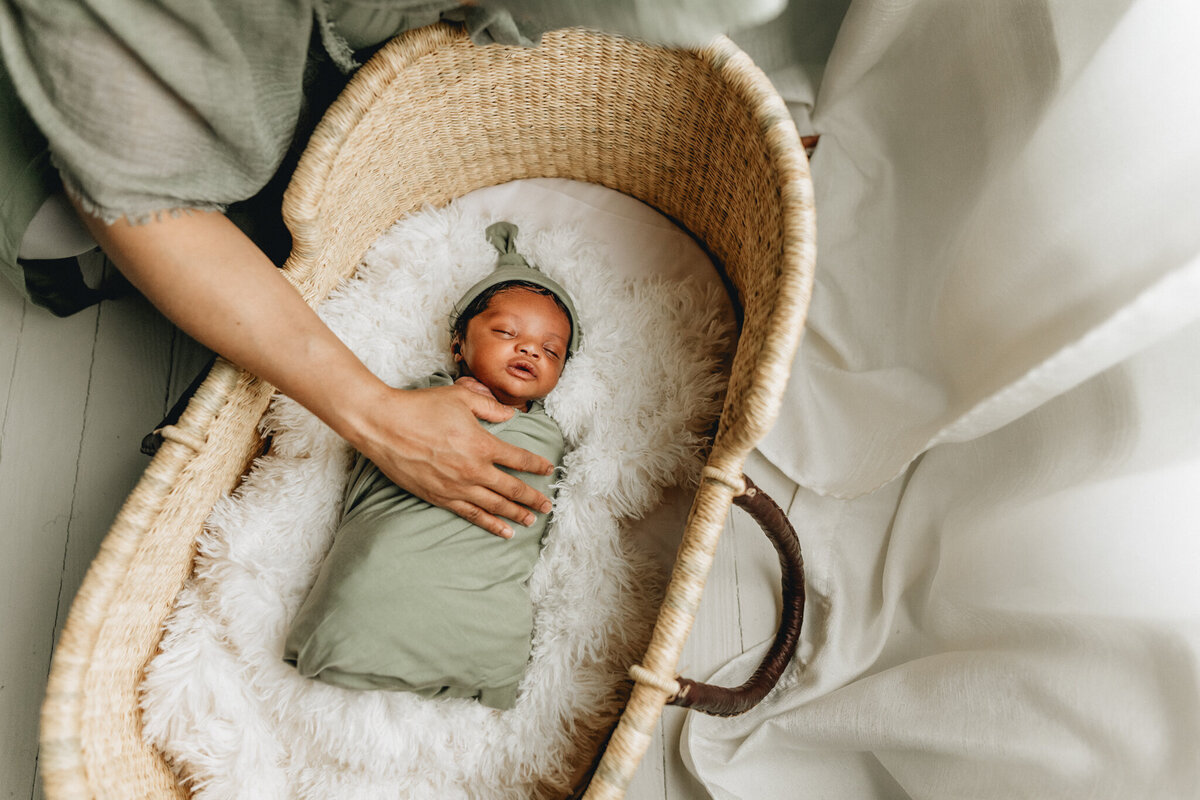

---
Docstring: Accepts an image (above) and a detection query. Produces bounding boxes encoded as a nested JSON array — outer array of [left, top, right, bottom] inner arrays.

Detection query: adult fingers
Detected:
[[444, 499, 515, 539], [485, 467, 552, 516], [490, 435, 555, 481], [482, 451, 553, 515], [444, 480, 552, 538]]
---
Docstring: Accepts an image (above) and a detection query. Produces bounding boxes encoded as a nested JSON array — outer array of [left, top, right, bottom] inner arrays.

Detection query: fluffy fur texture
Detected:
[[139, 202, 733, 798]]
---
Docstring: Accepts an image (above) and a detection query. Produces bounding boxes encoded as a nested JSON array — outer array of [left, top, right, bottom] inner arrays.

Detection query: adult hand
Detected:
[[351, 382, 553, 539]]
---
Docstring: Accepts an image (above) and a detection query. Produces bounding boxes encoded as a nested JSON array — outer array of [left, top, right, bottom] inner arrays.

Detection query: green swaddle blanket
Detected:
[[284, 371, 564, 709]]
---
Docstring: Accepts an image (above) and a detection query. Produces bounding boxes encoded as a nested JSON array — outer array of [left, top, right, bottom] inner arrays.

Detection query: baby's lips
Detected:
[[508, 360, 537, 378]]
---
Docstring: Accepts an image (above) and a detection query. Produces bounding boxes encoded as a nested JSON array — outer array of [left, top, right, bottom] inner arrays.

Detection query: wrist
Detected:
[[322, 373, 399, 453]]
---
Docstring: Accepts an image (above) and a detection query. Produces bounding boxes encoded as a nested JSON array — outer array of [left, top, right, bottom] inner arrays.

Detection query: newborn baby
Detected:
[[285, 222, 580, 709]]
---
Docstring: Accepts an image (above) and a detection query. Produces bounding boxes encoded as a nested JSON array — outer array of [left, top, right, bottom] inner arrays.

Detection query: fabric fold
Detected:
[[688, 2, 1200, 797]]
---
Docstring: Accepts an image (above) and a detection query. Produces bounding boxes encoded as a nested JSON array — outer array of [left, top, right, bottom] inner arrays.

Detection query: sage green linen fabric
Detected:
[[284, 372, 564, 710], [0, 0, 316, 225], [0, 0, 783, 306], [0, 0, 782, 224]]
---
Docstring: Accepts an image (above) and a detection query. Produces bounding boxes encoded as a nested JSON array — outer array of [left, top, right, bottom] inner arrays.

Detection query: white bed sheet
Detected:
[[683, 2, 1200, 798]]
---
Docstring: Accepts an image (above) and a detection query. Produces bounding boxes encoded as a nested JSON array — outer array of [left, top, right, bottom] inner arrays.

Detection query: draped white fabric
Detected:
[[684, 1, 1200, 797]]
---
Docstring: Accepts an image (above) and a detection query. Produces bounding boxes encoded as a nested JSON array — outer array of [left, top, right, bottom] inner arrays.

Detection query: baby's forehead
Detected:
[[483, 288, 570, 328]]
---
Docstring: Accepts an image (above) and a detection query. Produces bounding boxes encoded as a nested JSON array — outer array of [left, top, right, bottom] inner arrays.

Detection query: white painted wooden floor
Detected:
[[1, 252, 793, 800]]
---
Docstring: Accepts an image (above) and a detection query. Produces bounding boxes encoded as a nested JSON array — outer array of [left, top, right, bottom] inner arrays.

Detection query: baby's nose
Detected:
[[518, 342, 540, 358]]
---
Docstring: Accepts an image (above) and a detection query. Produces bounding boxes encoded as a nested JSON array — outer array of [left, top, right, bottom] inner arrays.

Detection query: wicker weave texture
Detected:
[[40, 23, 814, 800]]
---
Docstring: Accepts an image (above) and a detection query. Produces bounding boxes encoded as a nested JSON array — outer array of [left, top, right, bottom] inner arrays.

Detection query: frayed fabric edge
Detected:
[[59, 169, 228, 227], [312, 0, 361, 74]]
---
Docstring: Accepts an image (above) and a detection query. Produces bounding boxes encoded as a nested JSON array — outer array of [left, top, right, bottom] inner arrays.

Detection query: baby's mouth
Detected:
[[507, 360, 537, 379]]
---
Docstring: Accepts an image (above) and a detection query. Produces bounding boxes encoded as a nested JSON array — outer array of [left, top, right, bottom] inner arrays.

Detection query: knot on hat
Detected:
[[486, 221, 532, 269]]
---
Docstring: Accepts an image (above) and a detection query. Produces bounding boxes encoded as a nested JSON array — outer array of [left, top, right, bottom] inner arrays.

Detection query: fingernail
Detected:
[[524, 513, 536, 526], [502, 527, 514, 539], [540, 502, 552, 513]]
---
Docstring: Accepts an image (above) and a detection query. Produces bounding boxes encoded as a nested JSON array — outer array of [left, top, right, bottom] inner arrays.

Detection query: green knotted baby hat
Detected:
[[451, 221, 582, 355]]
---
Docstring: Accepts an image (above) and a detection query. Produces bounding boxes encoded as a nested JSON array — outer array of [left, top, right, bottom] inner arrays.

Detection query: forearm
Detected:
[[78, 207, 387, 448]]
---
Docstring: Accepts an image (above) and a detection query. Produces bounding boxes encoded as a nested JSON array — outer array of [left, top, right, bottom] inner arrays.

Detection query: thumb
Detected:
[[462, 389, 514, 423], [455, 375, 496, 399]]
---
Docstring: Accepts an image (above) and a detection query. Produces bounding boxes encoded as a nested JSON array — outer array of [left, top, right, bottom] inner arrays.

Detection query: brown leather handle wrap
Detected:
[[669, 474, 805, 716]]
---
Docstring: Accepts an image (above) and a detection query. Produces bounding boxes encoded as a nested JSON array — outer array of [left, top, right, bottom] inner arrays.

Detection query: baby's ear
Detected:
[[451, 336, 463, 362]]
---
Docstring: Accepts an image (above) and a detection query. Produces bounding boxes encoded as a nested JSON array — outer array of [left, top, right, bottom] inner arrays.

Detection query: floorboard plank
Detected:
[[624, 720, 669, 800], [660, 705, 712, 799], [0, 289, 26, 440], [0, 302, 98, 800], [51, 287, 176, 644], [729, 504, 783, 651]]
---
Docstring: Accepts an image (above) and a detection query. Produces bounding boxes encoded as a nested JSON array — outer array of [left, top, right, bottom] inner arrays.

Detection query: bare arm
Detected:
[[80, 206, 551, 538]]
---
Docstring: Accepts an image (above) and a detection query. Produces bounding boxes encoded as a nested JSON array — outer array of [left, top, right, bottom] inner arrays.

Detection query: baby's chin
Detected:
[[496, 393, 549, 409], [485, 383, 555, 409]]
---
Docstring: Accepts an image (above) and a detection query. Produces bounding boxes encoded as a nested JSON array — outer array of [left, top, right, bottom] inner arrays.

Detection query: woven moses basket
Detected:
[[40, 23, 815, 800]]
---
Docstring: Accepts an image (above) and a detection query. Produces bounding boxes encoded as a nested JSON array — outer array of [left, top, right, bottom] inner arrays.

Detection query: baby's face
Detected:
[[455, 287, 571, 408]]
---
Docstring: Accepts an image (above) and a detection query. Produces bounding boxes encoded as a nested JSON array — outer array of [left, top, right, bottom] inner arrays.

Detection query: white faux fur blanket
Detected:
[[140, 202, 733, 799]]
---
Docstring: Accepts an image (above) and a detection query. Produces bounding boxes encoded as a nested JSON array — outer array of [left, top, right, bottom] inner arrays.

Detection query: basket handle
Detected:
[[670, 473, 805, 716]]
